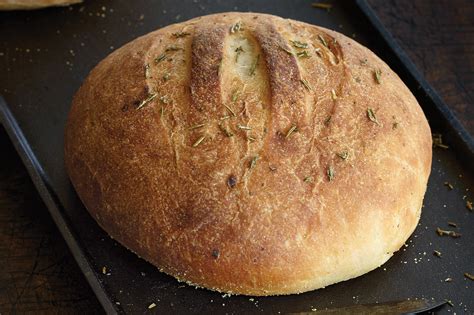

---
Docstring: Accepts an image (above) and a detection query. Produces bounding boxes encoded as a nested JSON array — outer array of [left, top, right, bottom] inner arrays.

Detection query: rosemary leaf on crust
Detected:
[[230, 21, 243, 34], [285, 125, 298, 138], [300, 78, 313, 91], [224, 104, 236, 117], [165, 46, 183, 52], [296, 50, 311, 58], [172, 31, 191, 38], [237, 124, 252, 130], [367, 108, 380, 125], [136, 93, 158, 110], [235, 46, 244, 62], [154, 54, 167, 63], [219, 124, 234, 137], [249, 54, 260, 76], [337, 151, 349, 160], [188, 123, 206, 130], [290, 40, 308, 49], [327, 166, 335, 181], [192, 135, 206, 147], [249, 156, 258, 170], [374, 69, 382, 84], [318, 34, 328, 47], [324, 115, 332, 126]]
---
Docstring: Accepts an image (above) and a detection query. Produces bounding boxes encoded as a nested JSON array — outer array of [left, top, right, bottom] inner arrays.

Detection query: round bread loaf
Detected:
[[64, 12, 432, 295]]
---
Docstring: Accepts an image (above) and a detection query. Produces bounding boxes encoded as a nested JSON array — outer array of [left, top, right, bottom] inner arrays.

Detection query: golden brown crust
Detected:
[[64, 12, 432, 296]]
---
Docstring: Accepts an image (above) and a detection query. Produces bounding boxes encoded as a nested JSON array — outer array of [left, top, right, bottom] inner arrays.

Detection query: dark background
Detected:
[[0, 0, 473, 313]]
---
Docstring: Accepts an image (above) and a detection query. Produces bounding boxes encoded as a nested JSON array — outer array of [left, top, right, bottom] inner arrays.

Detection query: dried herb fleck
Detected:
[[467, 200, 473, 211], [237, 124, 252, 130], [148, 303, 157, 309], [219, 124, 234, 137], [285, 124, 298, 138], [337, 151, 349, 160], [269, 166, 277, 172], [465, 273, 474, 281], [227, 175, 237, 188], [304, 176, 313, 183], [249, 54, 260, 76], [247, 135, 256, 142], [318, 34, 328, 47], [235, 46, 244, 62], [436, 227, 461, 238], [145, 63, 151, 78], [448, 221, 458, 227], [230, 21, 242, 34], [224, 104, 236, 117], [324, 115, 332, 126], [445, 300, 454, 307], [433, 250, 442, 258], [374, 69, 382, 84], [290, 40, 308, 49], [444, 182, 454, 190], [154, 54, 167, 63], [360, 58, 368, 65], [311, 3, 332, 10], [327, 166, 335, 181], [172, 31, 191, 38], [188, 123, 206, 130], [367, 108, 380, 125], [165, 46, 183, 52], [296, 51, 311, 58], [392, 122, 399, 129], [136, 93, 158, 109], [432, 133, 449, 149], [300, 78, 312, 91], [231, 90, 239, 102], [163, 72, 171, 81], [192, 136, 206, 147], [331, 89, 337, 100], [249, 156, 258, 170]]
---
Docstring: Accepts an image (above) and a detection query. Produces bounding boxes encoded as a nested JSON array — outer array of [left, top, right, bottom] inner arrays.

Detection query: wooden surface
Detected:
[[0, 0, 473, 313], [369, 0, 474, 135]]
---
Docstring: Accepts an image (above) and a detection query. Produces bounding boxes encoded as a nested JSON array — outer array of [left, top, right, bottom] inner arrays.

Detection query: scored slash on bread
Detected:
[[64, 12, 432, 296]]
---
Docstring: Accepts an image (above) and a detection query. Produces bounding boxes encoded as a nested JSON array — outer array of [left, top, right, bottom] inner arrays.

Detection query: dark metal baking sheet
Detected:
[[0, 1, 473, 313]]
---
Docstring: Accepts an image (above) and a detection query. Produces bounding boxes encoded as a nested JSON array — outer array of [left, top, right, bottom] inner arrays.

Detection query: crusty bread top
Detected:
[[64, 12, 432, 295]]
